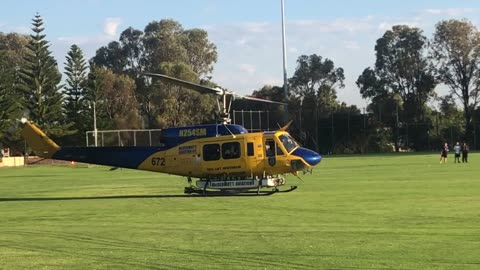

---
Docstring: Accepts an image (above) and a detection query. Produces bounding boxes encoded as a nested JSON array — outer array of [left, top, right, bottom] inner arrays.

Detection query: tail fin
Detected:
[[21, 122, 60, 158]]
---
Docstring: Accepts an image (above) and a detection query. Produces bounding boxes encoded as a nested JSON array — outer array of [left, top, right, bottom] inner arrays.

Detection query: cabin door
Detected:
[[245, 137, 262, 176]]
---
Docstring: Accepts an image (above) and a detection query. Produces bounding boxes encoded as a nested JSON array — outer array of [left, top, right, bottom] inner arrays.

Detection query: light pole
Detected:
[[396, 103, 399, 152], [93, 101, 98, 147], [281, 0, 289, 122]]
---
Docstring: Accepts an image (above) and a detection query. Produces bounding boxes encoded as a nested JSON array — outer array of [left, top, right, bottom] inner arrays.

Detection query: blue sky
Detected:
[[1, 0, 479, 107]]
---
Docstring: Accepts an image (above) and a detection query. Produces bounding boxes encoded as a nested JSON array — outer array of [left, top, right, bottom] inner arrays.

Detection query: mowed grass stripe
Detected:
[[0, 153, 479, 269]]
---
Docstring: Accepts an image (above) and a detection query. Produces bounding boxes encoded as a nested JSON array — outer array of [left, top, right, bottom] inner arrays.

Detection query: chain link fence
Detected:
[[83, 110, 479, 154], [85, 129, 163, 147]]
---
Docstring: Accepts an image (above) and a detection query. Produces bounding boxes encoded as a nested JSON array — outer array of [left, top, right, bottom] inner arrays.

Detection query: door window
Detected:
[[247, 142, 254, 156], [203, 144, 220, 161], [222, 142, 241, 159]]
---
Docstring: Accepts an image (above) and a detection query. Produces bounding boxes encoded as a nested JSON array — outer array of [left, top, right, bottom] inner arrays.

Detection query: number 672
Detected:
[[151, 157, 165, 166]]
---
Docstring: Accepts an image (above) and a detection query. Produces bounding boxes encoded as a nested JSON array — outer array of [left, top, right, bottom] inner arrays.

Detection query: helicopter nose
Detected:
[[292, 147, 322, 166]]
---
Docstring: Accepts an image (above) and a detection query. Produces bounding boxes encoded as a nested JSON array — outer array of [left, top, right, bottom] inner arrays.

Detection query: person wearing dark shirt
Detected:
[[440, 142, 449, 164], [462, 143, 469, 163]]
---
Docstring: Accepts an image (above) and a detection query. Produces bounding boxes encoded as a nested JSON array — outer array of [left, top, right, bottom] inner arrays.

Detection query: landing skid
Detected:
[[184, 185, 297, 196]]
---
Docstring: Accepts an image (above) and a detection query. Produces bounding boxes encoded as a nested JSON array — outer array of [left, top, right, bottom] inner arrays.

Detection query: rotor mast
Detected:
[[217, 91, 233, 124]]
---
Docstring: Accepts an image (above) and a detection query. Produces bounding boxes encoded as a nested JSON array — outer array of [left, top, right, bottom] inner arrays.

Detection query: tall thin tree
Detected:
[[17, 13, 73, 137], [64, 44, 88, 144]]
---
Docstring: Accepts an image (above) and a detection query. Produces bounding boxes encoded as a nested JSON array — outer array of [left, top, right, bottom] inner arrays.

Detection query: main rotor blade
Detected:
[[236, 95, 287, 105], [143, 72, 287, 105], [143, 73, 223, 95]]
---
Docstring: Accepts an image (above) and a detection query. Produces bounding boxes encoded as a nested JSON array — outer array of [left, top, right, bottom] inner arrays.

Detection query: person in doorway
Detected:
[[440, 142, 449, 164], [462, 142, 469, 163], [453, 142, 461, 163], [265, 144, 274, 157]]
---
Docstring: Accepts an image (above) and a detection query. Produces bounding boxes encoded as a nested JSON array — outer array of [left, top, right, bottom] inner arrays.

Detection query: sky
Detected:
[[1, 0, 480, 108]]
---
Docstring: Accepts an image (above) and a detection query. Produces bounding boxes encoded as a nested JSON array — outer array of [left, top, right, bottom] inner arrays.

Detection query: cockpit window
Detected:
[[279, 134, 298, 153]]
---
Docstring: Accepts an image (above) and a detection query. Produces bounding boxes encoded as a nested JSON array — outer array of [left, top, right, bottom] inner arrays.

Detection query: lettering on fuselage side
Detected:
[[206, 165, 241, 171], [209, 180, 255, 188], [179, 128, 207, 137], [179, 145, 196, 155], [222, 165, 241, 170]]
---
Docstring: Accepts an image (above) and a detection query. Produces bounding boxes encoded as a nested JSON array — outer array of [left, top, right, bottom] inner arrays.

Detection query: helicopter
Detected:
[[21, 73, 322, 195]]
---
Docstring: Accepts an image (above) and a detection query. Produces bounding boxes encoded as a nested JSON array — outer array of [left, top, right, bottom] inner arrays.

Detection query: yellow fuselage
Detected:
[[137, 131, 305, 178]]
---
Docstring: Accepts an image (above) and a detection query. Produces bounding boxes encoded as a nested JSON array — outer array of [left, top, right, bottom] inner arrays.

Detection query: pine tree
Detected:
[[0, 33, 30, 149], [18, 13, 73, 137], [64, 44, 89, 144], [0, 53, 21, 141]]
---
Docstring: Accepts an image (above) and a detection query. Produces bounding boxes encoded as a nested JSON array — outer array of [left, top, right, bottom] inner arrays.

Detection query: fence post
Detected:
[[474, 120, 477, 150], [331, 113, 334, 153], [250, 111, 253, 131], [258, 111, 262, 131], [406, 123, 409, 148], [450, 126, 453, 146], [133, 131, 137, 146], [241, 110, 244, 127], [347, 110, 350, 145], [267, 111, 270, 131]]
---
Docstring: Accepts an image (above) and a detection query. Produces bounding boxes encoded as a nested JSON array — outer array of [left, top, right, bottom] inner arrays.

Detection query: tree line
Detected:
[[1, 14, 479, 154]]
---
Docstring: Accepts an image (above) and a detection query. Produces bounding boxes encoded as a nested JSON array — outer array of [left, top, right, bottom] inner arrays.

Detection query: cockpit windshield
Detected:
[[279, 134, 298, 153]]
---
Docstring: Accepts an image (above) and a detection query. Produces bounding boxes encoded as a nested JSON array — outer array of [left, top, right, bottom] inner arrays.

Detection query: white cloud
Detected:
[[377, 20, 421, 32], [103, 17, 122, 37], [244, 22, 270, 33], [260, 77, 283, 87], [343, 41, 360, 50], [235, 37, 248, 46], [0, 24, 30, 34], [288, 47, 298, 54], [57, 35, 113, 46], [423, 8, 475, 17], [291, 17, 376, 33], [238, 63, 256, 76]]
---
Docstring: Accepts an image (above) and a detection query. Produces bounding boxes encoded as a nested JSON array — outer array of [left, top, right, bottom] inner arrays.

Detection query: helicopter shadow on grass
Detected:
[[0, 191, 276, 202]]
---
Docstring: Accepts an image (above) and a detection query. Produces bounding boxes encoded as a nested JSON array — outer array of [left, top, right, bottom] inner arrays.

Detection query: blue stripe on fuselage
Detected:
[[52, 147, 162, 169], [161, 124, 248, 148]]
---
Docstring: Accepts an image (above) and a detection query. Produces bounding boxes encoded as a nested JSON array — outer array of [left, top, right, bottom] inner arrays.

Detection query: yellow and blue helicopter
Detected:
[[22, 73, 321, 195]]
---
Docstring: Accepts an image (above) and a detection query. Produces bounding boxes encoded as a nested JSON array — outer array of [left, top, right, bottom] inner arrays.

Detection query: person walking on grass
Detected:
[[440, 142, 449, 164], [462, 142, 469, 163], [454, 142, 461, 163]]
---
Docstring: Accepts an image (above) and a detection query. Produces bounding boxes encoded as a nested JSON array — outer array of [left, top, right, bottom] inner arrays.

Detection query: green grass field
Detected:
[[1, 153, 479, 269]]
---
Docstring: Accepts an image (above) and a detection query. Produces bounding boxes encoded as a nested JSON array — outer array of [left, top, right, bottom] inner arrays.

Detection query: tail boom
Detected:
[[21, 122, 60, 158], [22, 122, 161, 169]]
